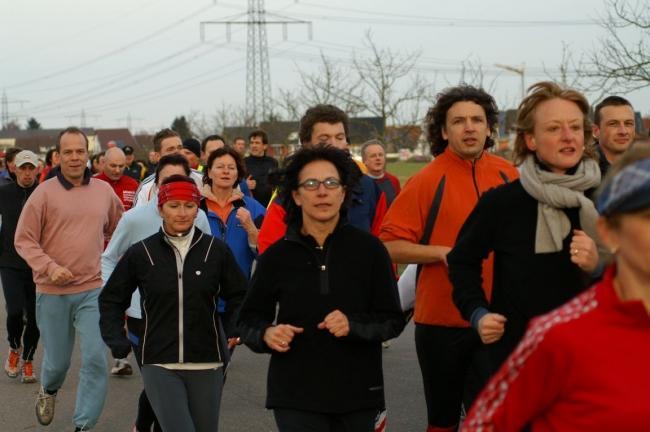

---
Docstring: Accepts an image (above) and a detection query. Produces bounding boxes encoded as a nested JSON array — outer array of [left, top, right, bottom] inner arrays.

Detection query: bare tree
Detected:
[[456, 56, 500, 96], [348, 31, 431, 126], [274, 51, 366, 120], [585, 0, 650, 93]]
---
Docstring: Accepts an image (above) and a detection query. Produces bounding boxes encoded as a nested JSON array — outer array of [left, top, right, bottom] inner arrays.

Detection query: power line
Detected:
[[0, 0, 166, 65], [14, 33, 242, 118], [291, 1, 601, 27], [5, 3, 217, 90]]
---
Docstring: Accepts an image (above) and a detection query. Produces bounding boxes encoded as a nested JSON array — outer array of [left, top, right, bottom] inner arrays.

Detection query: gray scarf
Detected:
[[519, 155, 601, 254]]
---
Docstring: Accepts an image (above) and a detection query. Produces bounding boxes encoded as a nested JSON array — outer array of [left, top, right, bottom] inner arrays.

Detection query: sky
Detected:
[[1, 0, 648, 133]]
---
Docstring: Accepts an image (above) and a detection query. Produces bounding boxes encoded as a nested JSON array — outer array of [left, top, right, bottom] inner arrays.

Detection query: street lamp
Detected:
[[495, 63, 526, 101]]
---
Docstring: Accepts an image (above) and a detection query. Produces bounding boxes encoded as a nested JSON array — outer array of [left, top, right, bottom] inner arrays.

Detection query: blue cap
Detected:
[[596, 158, 650, 216]]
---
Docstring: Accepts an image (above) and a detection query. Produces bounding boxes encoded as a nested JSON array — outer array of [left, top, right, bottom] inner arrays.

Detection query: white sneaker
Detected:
[[110, 358, 133, 376]]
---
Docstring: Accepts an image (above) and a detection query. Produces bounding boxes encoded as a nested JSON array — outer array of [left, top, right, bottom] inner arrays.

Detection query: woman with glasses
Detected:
[[238, 144, 405, 432]]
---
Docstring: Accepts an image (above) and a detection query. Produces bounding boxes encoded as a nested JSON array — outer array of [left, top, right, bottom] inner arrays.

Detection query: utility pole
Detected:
[[65, 109, 100, 128], [201, 0, 311, 124], [1, 90, 28, 129], [1, 91, 8, 128], [117, 112, 143, 132], [495, 63, 526, 101]]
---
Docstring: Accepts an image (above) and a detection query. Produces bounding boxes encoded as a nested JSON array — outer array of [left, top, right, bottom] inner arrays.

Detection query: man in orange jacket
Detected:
[[379, 85, 518, 432]]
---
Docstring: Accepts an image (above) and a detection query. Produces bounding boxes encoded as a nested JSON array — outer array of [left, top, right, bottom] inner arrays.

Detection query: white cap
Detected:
[[14, 150, 39, 167]]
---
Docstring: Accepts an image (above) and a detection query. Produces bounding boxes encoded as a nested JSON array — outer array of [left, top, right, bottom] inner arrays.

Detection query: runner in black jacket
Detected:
[[0, 150, 40, 382], [99, 175, 247, 432], [238, 145, 404, 432]]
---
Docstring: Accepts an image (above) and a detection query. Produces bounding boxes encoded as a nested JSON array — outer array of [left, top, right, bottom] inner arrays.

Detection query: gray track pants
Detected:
[[141, 365, 224, 432]]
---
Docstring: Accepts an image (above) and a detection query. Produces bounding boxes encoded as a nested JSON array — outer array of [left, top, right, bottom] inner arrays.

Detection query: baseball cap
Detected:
[[123, 145, 134, 155], [14, 150, 39, 167]]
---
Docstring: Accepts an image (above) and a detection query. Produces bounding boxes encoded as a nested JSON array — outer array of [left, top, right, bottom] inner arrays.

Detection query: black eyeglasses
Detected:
[[298, 177, 342, 191]]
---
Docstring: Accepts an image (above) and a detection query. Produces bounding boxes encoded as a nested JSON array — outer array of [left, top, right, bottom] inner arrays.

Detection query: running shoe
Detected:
[[4, 348, 20, 378], [21, 360, 37, 383], [110, 358, 133, 376], [35, 387, 56, 425]]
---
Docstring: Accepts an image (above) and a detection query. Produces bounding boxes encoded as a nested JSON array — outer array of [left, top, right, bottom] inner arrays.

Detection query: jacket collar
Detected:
[[284, 218, 347, 245], [157, 226, 203, 246], [442, 146, 486, 169], [55, 166, 91, 190]]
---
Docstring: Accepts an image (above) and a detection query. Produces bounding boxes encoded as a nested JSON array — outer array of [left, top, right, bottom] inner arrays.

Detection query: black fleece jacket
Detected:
[[0, 181, 38, 269], [99, 228, 247, 365], [449, 180, 592, 371], [238, 223, 404, 413], [244, 155, 278, 207]]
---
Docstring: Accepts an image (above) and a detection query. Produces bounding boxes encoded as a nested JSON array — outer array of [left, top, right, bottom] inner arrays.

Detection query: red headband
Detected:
[[158, 181, 201, 207]]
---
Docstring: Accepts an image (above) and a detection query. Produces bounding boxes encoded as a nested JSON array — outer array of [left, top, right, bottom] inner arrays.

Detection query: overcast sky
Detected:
[[1, 0, 648, 132]]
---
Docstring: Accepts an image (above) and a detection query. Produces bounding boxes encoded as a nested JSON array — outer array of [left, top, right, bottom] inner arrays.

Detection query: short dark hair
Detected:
[[203, 147, 247, 188], [154, 154, 190, 185], [160, 174, 195, 187], [425, 85, 498, 156], [248, 130, 269, 145], [45, 148, 57, 166], [152, 128, 180, 153], [91, 151, 105, 163], [57, 127, 89, 152], [5, 147, 24, 164], [298, 105, 349, 146], [593, 96, 633, 126], [270, 144, 361, 227], [201, 134, 225, 153], [233, 136, 246, 143]]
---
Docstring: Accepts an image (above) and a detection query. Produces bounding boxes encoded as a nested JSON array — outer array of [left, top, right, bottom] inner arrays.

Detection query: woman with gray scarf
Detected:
[[448, 81, 607, 383]]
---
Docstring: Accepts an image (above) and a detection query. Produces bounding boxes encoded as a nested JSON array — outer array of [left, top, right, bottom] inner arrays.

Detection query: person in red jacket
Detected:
[[95, 147, 139, 211], [463, 145, 650, 432]]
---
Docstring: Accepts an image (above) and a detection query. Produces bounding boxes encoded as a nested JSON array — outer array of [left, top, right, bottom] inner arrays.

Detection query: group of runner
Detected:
[[0, 80, 649, 432]]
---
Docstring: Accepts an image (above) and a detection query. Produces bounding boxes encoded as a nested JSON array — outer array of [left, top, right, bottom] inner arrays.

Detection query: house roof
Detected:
[[222, 116, 385, 145], [0, 128, 96, 155], [95, 129, 138, 152]]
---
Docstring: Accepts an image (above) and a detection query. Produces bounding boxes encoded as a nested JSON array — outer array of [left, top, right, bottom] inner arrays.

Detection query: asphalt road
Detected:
[[0, 281, 426, 431]]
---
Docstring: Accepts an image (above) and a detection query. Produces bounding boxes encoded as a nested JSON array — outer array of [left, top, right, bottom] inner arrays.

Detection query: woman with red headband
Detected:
[[99, 174, 247, 432]]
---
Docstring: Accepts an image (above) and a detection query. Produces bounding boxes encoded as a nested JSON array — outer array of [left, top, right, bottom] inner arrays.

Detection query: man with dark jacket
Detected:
[[244, 130, 278, 207], [592, 96, 636, 178], [0, 150, 40, 383]]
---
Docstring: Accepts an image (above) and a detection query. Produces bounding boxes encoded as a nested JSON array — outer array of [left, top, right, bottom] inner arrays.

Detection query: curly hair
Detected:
[[513, 81, 595, 166], [269, 144, 361, 227], [425, 85, 499, 156], [203, 146, 247, 189]]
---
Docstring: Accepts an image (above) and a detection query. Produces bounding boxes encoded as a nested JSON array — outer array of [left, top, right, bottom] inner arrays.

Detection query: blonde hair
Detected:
[[513, 81, 595, 166]]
